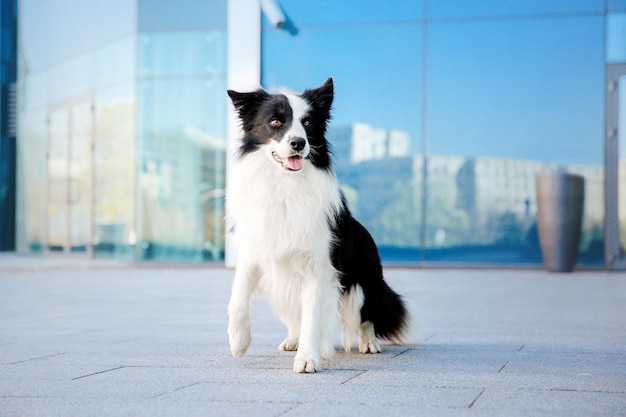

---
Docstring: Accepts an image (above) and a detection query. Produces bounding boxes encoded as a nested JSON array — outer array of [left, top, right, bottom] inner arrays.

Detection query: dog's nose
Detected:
[[289, 137, 306, 152]]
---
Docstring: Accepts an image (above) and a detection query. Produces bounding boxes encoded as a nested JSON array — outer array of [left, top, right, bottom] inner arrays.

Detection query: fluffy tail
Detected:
[[364, 281, 421, 344]]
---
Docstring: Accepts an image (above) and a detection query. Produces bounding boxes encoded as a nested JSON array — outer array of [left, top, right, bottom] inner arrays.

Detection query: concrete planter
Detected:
[[536, 170, 585, 272]]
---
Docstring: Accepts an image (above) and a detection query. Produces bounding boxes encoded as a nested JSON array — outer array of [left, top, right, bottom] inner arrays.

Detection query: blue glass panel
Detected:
[[428, 0, 604, 20], [262, 0, 422, 28], [93, 83, 136, 259], [139, 31, 226, 77], [262, 0, 605, 266], [608, 0, 626, 12], [137, 29, 227, 261], [19, 0, 135, 72], [138, 0, 226, 32], [428, 16, 604, 165], [263, 22, 424, 260], [607, 13, 626, 63], [263, 25, 422, 150], [426, 16, 604, 264]]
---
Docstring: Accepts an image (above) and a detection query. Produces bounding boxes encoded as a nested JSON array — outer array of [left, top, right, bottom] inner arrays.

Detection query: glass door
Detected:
[[606, 64, 626, 269], [46, 98, 94, 255]]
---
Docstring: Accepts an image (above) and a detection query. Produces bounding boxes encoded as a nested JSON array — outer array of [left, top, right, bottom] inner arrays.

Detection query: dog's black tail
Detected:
[[363, 279, 412, 342]]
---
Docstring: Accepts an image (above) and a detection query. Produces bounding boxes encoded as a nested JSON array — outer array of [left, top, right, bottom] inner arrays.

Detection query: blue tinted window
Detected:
[[138, 0, 226, 31], [428, 0, 604, 19], [262, 0, 605, 266], [139, 31, 226, 77], [137, 31, 227, 261], [607, 13, 626, 63]]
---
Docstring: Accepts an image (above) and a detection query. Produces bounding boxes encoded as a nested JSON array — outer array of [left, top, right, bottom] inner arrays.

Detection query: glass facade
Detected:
[[137, 30, 227, 260], [12, 0, 626, 267], [262, 0, 612, 266], [17, 0, 137, 256], [16, 0, 227, 261]]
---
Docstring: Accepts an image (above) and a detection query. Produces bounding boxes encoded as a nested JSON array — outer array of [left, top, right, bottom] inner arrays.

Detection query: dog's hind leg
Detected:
[[228, 259, 260, 357], [339, 284, 364, 353], [278, 320, 300, 352], [358, 321, 381, 354]]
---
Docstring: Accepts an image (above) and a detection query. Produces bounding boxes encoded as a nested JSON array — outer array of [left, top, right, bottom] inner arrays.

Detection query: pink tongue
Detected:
[[287, 156, 303, 171]]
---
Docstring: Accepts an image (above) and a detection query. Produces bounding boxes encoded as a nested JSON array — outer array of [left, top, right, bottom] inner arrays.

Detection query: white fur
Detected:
[[226, 124, 344, 372], [338, 285, 381, 353], [338, 284, 364, 352]]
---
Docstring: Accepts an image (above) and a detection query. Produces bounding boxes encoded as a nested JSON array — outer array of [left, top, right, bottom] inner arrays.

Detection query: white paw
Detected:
[[358, 321, 381, 354], [359, 339, 381, 354], [293, 355, 321, 373], [228, 318, 251, 357], [279, 337, 299, 352]]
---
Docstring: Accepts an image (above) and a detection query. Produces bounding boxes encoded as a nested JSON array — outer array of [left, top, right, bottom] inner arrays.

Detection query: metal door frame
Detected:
[[605, 63, 626, 269]]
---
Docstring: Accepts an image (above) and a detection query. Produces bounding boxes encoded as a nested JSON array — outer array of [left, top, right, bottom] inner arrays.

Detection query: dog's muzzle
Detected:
[[272, 152, 304, 171]]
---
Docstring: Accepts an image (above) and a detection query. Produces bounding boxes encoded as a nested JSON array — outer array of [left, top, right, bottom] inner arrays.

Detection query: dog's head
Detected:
[[228, 77, 334, 172]]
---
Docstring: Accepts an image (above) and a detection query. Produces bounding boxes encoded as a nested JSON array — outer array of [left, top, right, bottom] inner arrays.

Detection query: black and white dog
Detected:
[[226, 78, 414, 373]]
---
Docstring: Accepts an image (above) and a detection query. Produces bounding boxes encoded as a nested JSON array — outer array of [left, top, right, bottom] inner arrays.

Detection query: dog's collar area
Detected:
[[272, 151, 304, 171]]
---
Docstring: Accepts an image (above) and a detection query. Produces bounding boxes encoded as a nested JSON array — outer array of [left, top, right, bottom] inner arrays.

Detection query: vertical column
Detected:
[[225, 0, 261, 267]]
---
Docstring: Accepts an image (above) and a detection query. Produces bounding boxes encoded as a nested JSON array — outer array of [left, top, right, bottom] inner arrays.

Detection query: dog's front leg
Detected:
[[293, 276, 323, 373], [228, 261, 258, 357]]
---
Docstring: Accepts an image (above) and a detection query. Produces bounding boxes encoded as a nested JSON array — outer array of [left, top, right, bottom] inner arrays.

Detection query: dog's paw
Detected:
[[293, 355, 321, 373], [228, 318, 251, 357], [229, 331, 251, 357], [359, 339, 381, 354], [358, 321, 381, 354], [279, 336, 299, 352]]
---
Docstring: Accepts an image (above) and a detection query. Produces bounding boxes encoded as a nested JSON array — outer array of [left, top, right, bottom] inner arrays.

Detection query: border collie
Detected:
[[226, 78, 414, 373]]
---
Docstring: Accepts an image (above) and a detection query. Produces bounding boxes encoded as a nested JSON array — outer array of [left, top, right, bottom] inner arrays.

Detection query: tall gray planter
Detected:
[[536, 170, 585, 272]]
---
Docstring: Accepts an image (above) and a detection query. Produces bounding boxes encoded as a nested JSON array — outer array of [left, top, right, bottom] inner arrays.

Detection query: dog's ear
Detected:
[[227, 89, 270, 123], [302, 77, 334, 114]]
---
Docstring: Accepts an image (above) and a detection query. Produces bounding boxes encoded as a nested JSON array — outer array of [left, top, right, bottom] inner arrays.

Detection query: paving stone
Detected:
[[1, 256, 625, 417]]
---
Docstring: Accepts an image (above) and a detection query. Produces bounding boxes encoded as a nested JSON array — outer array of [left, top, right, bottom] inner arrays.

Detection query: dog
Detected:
[[226, 77, 414, 373]]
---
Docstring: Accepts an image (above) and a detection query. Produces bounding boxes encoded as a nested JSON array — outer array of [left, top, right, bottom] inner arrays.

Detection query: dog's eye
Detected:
[[269, 119, 282, 128], [302, 119, 311, 128]]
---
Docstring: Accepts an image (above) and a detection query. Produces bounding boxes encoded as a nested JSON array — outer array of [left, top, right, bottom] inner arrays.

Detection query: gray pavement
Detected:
[[1, 254, 625, 416]]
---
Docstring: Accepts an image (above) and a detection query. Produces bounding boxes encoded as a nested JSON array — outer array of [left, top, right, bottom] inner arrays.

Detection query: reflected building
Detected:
[[16, 0, 227, 261], [332, 122, 604, 263], [329, 123, 411, 165]]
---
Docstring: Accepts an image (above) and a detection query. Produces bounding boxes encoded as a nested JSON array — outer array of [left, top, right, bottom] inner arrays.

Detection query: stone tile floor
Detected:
[[1, 255, 625, 416]]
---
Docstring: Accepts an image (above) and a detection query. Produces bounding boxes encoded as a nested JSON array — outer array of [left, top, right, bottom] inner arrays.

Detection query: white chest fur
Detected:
[[227, 152, 342, 261]]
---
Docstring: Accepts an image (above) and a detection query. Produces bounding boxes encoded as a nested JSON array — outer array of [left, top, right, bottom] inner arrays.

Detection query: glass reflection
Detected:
[[262, 0, 605, 265], [607, 13, 626, 63], [94, 86, 136, 258], [46, 108, 69, 252], [67, 101, 92, 252], [44, 100, 93, 254], [137, 31, 227, 261], [17, 1, 228, 262]]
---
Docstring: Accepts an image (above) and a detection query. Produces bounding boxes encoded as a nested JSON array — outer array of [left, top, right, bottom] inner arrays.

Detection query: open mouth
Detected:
[[272, 151, 304, 171]]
